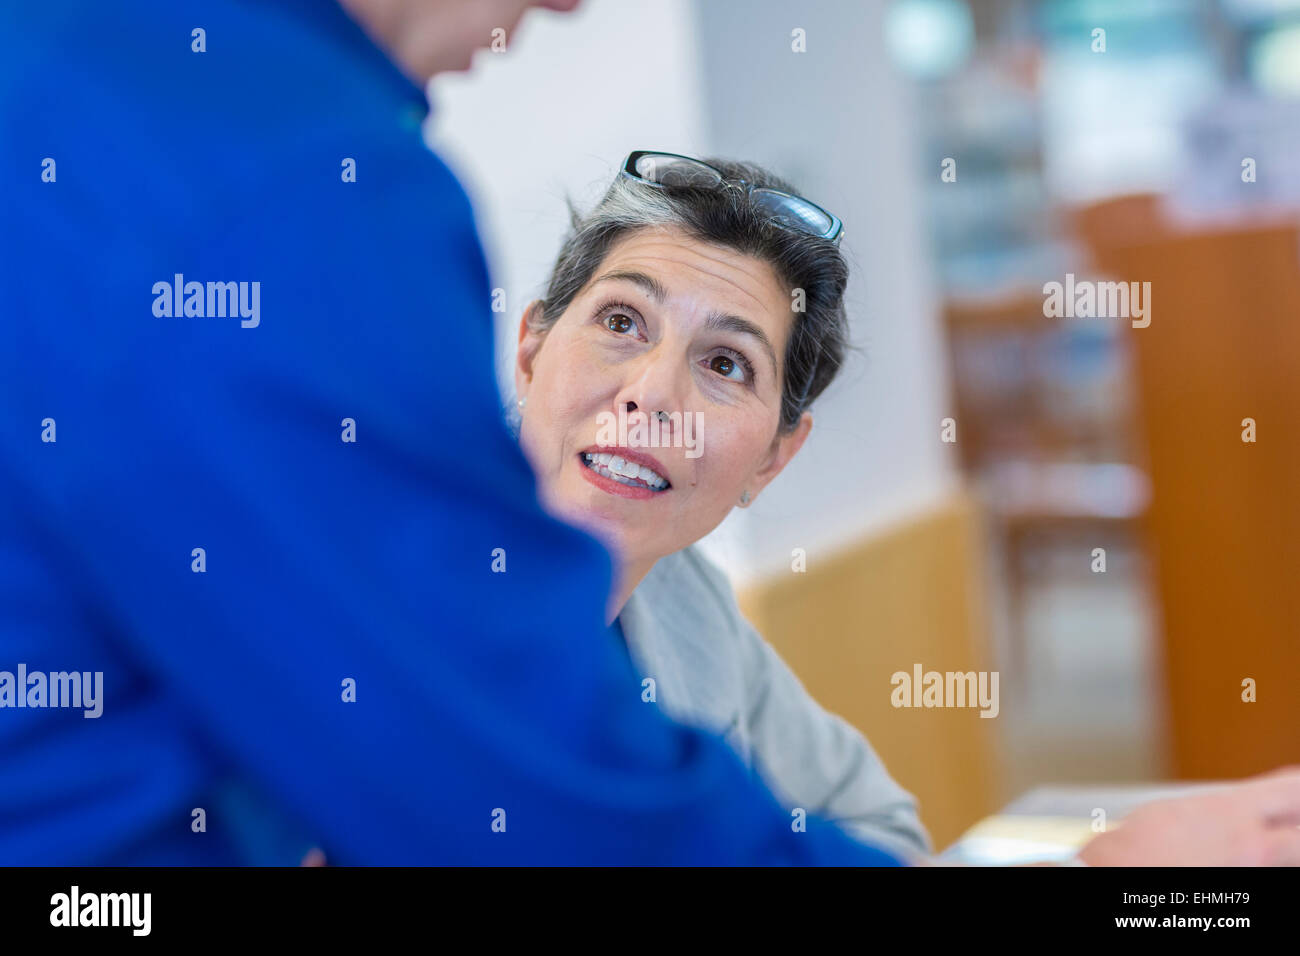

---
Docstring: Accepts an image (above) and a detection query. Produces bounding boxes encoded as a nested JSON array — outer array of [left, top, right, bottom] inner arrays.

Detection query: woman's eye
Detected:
[[708, 355, 746, 382], [605, 313, 636, 335]]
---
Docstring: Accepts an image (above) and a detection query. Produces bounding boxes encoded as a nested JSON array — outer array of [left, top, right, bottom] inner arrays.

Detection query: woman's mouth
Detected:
[[578, 450, 671, 496]]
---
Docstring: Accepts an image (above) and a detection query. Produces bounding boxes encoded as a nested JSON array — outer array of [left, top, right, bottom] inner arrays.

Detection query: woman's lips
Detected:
[[576, 448, 671, 500]]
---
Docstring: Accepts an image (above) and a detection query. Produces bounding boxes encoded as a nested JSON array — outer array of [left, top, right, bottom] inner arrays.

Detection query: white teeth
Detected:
[[581, 452, 669, 491]]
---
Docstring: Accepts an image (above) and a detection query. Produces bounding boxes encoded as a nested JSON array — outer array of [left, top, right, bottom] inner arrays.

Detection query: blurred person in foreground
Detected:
[[2, 0, 1299, 867], [0, 0, 899, 866]]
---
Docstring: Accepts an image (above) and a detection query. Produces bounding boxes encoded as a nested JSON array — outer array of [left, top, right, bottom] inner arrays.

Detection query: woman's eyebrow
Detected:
[[592, 270, 668, 305], [704, 311, 778, 371]]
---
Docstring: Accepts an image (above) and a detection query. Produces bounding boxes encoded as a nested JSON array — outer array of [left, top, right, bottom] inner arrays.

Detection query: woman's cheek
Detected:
[[695, 450, 741, 504], [516, 422, 550, 480], [710, 418, 768, 481], [548, 347, 608, 418]]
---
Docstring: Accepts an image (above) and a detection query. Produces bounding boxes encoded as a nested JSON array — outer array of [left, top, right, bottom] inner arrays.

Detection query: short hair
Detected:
[[531, 157, 849, 432]]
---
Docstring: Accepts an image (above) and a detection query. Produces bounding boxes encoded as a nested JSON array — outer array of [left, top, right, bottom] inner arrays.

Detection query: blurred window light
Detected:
[[1037, 0, 1218, 202], [1249, 21, 1300, 96], [885, 0, 974, 80], [1221, 0, 1300, 24]]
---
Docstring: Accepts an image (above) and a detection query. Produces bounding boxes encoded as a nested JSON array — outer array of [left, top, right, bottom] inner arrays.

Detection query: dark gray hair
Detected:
[[530, 157, 849, 432]]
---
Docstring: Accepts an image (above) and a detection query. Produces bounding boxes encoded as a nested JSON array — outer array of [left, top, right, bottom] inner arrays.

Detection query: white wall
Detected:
[[427, 0, 956, 587], [425, 0, 708, 392], [688, 0, 958, 584]]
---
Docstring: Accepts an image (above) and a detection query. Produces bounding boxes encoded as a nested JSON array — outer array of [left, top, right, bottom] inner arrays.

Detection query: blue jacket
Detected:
[[0, 0, 901, 866]]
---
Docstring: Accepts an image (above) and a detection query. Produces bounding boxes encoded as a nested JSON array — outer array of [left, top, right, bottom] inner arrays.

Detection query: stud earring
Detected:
[[517, 396, 526, 410], [739, 490, 751, 505]]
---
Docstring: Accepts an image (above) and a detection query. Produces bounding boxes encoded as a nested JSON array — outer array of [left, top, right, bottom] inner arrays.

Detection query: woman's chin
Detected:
[[559, 503, 629, 553], [544, 494, 640, 562], [537, 473, 677, 567]]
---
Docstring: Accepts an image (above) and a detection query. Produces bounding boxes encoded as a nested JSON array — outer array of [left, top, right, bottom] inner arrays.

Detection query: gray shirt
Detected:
[[619, 545, 932, 861]]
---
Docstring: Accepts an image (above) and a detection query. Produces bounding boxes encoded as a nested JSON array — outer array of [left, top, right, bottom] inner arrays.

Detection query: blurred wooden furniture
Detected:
[[738, 489, 1002, 851], [1075, 194, 1300, 779], [941, 293, 1149, 692]]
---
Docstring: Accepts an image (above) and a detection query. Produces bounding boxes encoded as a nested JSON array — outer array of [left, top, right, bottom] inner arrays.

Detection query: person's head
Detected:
[[337, 0, 582, 83], [514, 154, 850, 582]]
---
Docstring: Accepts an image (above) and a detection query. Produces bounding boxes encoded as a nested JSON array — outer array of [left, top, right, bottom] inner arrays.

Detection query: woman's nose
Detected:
[[614, 353, 686, 420]]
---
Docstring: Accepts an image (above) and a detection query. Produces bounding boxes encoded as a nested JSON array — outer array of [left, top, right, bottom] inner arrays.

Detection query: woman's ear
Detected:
[[514, 300, 546, 400], [740, 412, 813, 507]]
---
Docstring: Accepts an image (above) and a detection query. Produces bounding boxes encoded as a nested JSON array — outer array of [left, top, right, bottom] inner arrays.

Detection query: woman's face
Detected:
[[515, 224, 812, 571]]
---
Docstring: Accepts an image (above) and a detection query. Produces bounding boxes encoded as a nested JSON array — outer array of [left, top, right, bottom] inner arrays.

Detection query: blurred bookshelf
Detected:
[[896, 0, 1300, 793]]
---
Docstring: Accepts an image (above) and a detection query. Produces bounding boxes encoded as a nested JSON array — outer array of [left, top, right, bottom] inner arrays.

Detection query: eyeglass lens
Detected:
[[751, 189, 833, 236], [632, 154, 834, 238], [632, 154, 723, 188]]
